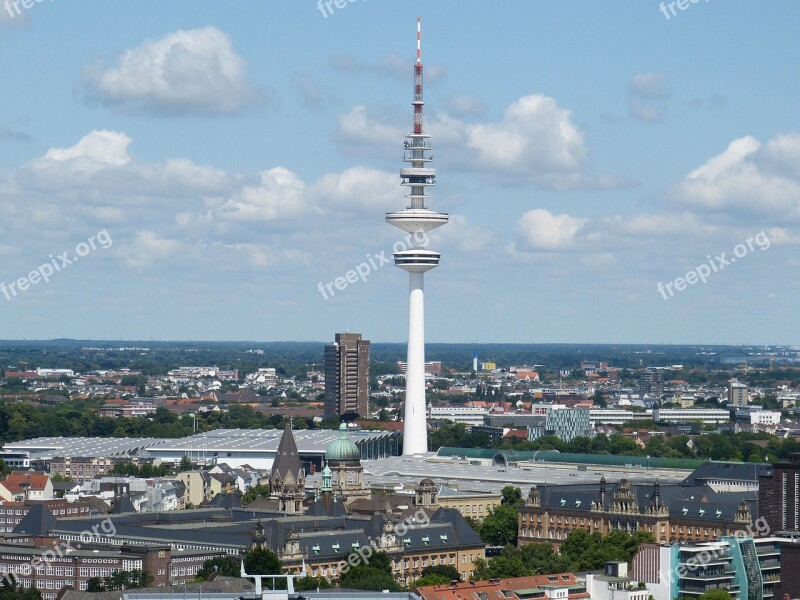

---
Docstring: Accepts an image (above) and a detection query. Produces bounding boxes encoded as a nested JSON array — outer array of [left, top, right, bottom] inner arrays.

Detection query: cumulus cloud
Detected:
[[515, 209, 589, 251], [336, 106, 405, 146], [82, 27, 258, 116], [45, 130, 132, 166], [214, 167, 308, 222], [334, 93, 617, 188], [465, 94, 587, 175], [125, 231, 182, 269], [672, 134, 800, 220], [312, 167, 397, 211], [15, 130, 230, 202]]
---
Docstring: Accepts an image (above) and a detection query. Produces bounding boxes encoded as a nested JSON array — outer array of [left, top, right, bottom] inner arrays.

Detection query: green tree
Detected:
[[295, 576, 333, 591], [339, 551, 401, 592], [500, 486, 523, 507], [413, 573, 452, 587], [244, 546, 282, 578], [421, 564, 461, 581], [196, 556, 240, 580], [478, 504, 519, 545], [697, 591, 733, 600]]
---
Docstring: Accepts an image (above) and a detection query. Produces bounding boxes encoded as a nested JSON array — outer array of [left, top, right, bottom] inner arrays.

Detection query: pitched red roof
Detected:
[[415, 573, 588, 600], [2, 471, 50, 493]]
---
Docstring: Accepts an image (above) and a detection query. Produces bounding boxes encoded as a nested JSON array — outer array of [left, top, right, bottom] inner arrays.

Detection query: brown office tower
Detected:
[[759, 454, 797, 532], [324, 333, 370, 417]]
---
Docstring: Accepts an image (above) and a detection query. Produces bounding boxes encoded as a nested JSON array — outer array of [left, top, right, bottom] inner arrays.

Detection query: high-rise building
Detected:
[[759, 454, 799, 533], [386, 18, 448, 455], [639, 368, 664, 399], [324, 332, 370, 417], [729, 378, 750, 406]]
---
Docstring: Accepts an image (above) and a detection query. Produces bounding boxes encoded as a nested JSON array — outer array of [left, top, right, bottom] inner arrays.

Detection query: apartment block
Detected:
[[324, 333, 370, 417]]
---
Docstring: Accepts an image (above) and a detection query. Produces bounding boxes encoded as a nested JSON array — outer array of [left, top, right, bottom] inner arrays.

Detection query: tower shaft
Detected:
[[386, 17, 448, 456]]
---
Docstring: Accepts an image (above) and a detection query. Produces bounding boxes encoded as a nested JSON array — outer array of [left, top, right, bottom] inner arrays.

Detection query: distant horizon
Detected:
[[0, 339, 792, 348]]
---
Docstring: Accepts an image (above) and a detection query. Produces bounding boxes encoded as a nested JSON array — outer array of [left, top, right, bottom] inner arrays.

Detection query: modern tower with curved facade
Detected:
[[387, 18, 448, 455]]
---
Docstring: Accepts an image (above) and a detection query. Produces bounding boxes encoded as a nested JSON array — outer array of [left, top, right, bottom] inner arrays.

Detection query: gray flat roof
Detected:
[[2, 429, 397, 459], [317, 454, 690, 495]]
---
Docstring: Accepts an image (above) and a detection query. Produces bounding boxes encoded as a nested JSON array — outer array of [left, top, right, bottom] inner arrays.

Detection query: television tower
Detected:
[[387, 18, 448, 455]]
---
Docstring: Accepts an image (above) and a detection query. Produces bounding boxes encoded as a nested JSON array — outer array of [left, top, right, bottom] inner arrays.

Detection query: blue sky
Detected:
[[0, 0, 798, 344]]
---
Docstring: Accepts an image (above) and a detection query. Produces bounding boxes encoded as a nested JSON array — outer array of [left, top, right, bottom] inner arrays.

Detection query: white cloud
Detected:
[[469, 95, 586, 172], [428, 214, 492, 253], [15, 130, 230, 203], [673, 134, 800, 220], [45, 130, 132, 166], [334, 94, 612, 188], [82, 27, 257, 116], [125, 231, 182, 269], [515, 209, 589, 251], [336, 106, 404, 146], [312, 167, 397, 211], [214, 167, 308, 222]]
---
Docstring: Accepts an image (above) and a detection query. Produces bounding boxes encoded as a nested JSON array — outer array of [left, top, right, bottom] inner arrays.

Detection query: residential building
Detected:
[[415, 572, 588, 600], [729, 379, 750, 406], [759, 453, 800, 533], [639, 369, 665, 399], [176, 470, 213, 507], [428, 482, 501, 522], [324, 332, 370, 417], [586, 561, 651, 600], [0, 471, 53, 501], [50, 456, 122, 483], [397, 361, 442, 376]]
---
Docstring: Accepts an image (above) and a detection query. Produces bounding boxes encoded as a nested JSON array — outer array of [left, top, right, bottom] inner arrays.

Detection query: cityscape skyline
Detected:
[[0, 2, 799, 345]]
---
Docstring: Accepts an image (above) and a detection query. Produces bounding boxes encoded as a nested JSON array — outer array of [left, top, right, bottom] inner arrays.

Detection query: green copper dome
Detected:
[[325, 423, 361, 462]]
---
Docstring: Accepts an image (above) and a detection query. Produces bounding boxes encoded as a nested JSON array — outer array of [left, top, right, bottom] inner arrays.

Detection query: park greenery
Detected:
[[473, 529, 654, 580], [429, 422, 793, 463]]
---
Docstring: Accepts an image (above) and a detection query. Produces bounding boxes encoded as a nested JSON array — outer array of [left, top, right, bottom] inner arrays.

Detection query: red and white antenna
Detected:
[[413, 17, 424, 135]]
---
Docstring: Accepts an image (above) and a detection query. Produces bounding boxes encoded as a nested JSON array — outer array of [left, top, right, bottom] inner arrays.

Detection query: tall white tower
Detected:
[[387, 18, 448, 456]]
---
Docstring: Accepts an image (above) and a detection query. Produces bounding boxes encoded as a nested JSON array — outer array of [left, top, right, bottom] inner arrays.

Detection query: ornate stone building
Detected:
[[519, 477, 754, 548], [269, 423, 306, 514]]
